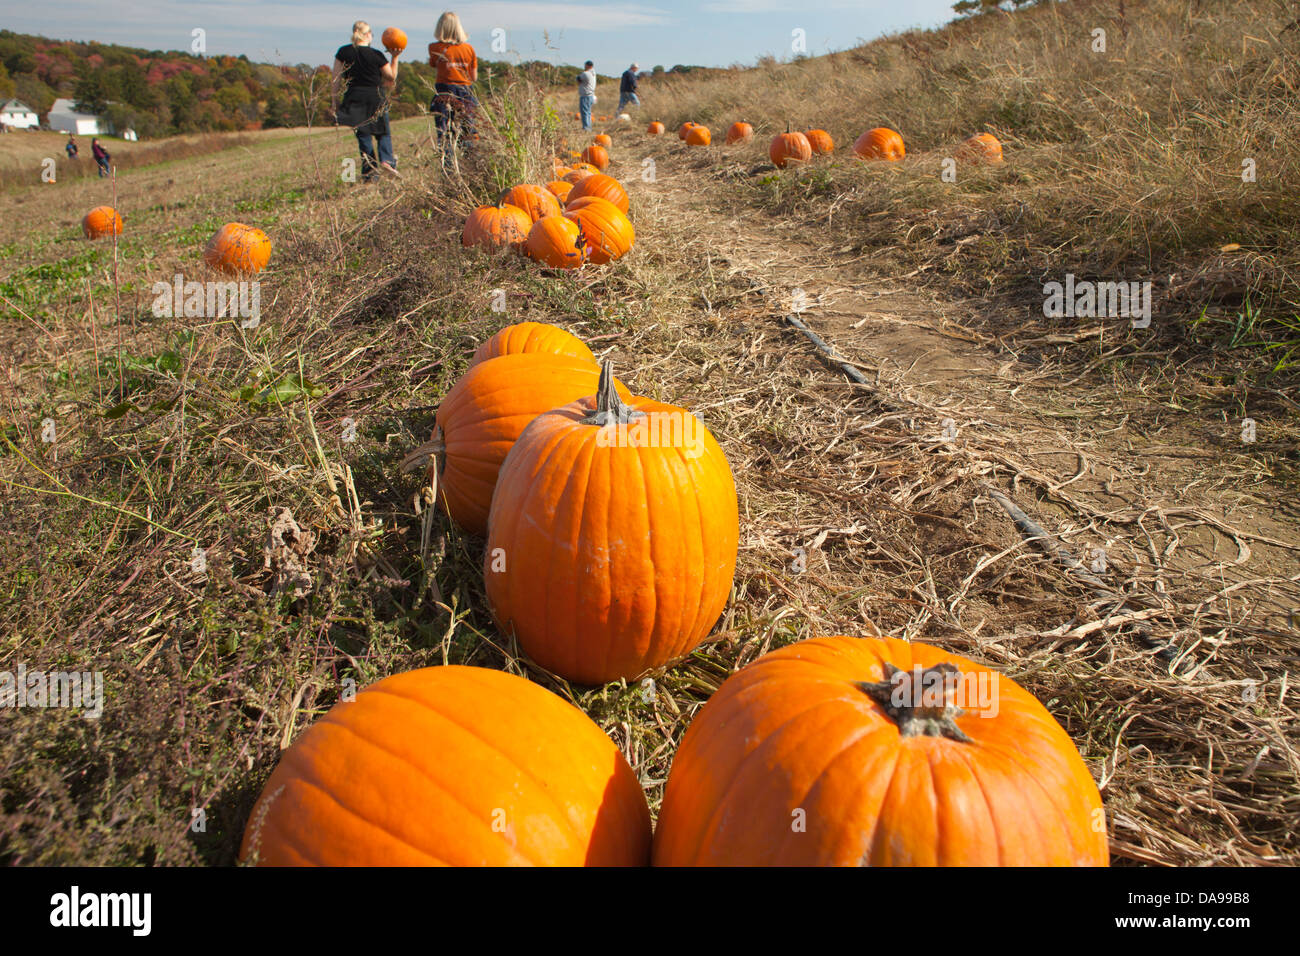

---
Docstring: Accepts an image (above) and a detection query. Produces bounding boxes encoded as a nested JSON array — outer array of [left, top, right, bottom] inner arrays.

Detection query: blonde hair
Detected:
[[435, 12, 468, 44], [351, 20, 371, 45]]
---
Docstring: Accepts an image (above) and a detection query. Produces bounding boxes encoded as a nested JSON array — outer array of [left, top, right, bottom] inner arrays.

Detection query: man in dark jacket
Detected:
[[618, 63, 640, 112]]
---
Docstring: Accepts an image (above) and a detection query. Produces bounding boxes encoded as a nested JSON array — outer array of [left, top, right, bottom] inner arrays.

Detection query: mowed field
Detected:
[[2, 0, 1298, 867]]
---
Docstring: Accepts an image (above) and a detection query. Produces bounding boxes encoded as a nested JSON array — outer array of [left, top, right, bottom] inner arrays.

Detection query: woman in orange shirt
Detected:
[[428, 11, 478, 152]]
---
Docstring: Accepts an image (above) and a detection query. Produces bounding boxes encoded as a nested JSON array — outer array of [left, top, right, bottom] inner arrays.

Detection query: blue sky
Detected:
[[6, 0, 959, 70]]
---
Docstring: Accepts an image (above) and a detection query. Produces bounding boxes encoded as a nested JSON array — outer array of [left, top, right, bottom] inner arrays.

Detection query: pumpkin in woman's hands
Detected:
[[725, 121, 753, 144], [854, 127, 905, 161], [82, 206, 123, 240], [959, 132, 1003, 163], [805, 129, 834, 154], [769, 130, 812, 168], [240, 665, 652, 866], [565, 196, 634, 264], [501, 184, 562, 222], [432, 353, 630, 534], [653, 635, 1109, 866], [469, 322, 596, 369], [485, 361, 739, 685], [204, 222, 272, 275], [381, 27, 407, 53], [581, 144, 610, 170], [462, 202, 532, 250], [565, 172, 629, 214], [524, 215, 586, 269]]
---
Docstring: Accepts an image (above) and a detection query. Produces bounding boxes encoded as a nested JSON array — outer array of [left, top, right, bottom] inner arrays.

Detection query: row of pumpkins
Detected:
[[241, 320, 1108, 866], [82, 206, 273, 275]]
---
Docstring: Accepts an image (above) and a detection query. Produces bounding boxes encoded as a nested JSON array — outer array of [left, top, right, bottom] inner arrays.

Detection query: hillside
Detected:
[[1, 0, 1297, 870]]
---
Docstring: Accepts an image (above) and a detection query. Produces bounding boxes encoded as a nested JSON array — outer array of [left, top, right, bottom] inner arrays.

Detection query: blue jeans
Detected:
[[579, 94, 594, 130], [617, 91, 639, 111], [432, 83, 478, 150], [355, 130, 395, 181]]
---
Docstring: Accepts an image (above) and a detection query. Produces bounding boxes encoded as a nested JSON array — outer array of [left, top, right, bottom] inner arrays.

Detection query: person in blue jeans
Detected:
[[428, 11, 479, 155], [576, 60, 596, 130], [618, 63, 640, 112], [332, 20, 400, 181]]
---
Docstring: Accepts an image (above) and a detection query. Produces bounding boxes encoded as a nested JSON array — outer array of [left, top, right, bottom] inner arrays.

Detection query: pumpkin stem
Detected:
[[856, 661, 972, 742], [582, 360, 644, 426]]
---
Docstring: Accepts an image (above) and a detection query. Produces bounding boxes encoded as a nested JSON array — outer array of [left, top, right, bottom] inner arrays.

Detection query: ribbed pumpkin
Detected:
[[565, 172, 629, 214], [469, 322, 596, 369], [81, 205, 123, 240], [805, 129, 834, 154], [684, 125, 711, 146], [501, 184, 562, 222], [485, 362, 739, 685], [678, 121, 698, 140], [725, 121, 753, 144], [653, 635, 1109, 867], [769, 130, 812, 168], [432, 353, 630, 535], [647, 121, 665, 135], [462, 202, 532, 250], [203, 222, 272, 275], [524, 214, 586, 269], [546, 179, 574, 202], [593, 133, 612, 148], [581, 144, 610, 170], [565, 196, 634, 264], [959, 132, 1004, 163], [380, 27, 407, 53], [240, 666, 652, 866], [854, 127, 905, 161]]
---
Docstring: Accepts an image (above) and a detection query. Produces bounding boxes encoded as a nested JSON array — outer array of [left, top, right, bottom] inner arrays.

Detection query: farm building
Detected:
[[0, 99, 40, 130], [47, 98, 104, 135]]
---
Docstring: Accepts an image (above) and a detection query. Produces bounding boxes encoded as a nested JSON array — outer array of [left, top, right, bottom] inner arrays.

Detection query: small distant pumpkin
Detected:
[[565, 196, 634, 264], [593, 133, 612, 148], [581, 144, 610, 171], [565, 172, 629, 215], [469, 322, 596, 369], [726, 121, 753, 145], [805, 129, 834, 154], [203, 222, 272, 275], [462, 202, 532, 250], [380, 27, 407, 54], [500, 184, 562, 222], [525, 215, 586, 269], [81, 206, 123, 240], [647, 121, 665, 135], [563, 167, 595, 185], [678, 122, 699, 141], [959, 132, 1004, 163], [685, 125, 711, 146], [769, 129, 812, 168], [854, 127, 905, 161]]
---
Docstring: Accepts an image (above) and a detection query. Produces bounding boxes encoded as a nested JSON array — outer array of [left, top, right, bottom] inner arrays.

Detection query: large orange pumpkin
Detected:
[[485, 362, 739, 685], [565, 172, 629, 214], [959, 132, 1004, 163], [240, 666, 652, 866], [581, 144, 610, 171], [805, 129, 834, 154], [524, 214, 586, 269], [381, 27, 407, 54], [769, 130, 812, 168], [501, 184, 562, 222], [81, 206, 123, 240], [432, 353, 630, 535], [854, 127, 906, 161], [565, 196, 634, 264], [462, 202, 532, 250], [469, 322, 596, 369], [593, 133, 612, 148], [203, 222, 272, 275], [684, 125, 711, 146], [653, 635, 1109, 866], [725, 121, 753, 145], [647, 121, 665, 135]]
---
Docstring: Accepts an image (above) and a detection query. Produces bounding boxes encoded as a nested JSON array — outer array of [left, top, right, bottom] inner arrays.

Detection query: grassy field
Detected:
[[2, 0, 1297, 866]]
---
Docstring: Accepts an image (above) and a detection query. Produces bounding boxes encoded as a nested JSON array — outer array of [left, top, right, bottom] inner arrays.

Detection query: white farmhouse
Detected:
[[48, 98, 104, 135], [0, 98, 40, 130]]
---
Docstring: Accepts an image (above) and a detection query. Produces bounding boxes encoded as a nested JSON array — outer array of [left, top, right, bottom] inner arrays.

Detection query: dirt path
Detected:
[[622, 142, 1300, 865]]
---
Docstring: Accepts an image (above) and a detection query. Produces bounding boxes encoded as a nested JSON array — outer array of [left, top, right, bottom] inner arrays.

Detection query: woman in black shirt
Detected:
[[332, 20, 400, 181]]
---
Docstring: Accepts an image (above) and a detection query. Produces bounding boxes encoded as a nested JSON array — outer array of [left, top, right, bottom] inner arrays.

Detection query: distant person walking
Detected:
[[618, 63, 640, 112], [65, 135, 78, 160], [332, 19, 400, 182], [91, 138, 110, 177], [577, 60, 596, 130], [428, 11, 478, 154]]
